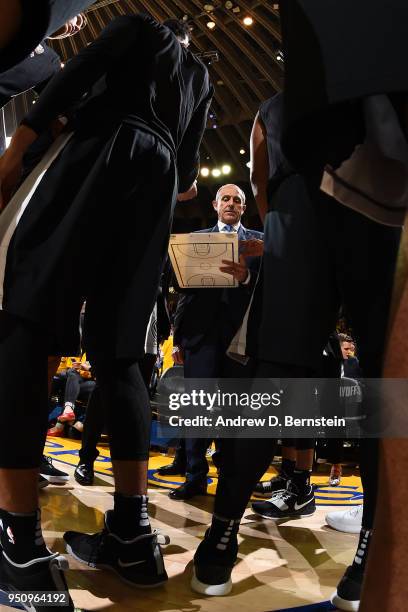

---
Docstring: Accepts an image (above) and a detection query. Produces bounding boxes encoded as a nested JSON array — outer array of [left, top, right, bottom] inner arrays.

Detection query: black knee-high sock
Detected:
[[111, 493, 151, 539], [281, 458, 296, 479], [351, 528, 372, 573], [0, 509, 50, 564], [208, 514, 240, 552], [291, 469, 312, 494]]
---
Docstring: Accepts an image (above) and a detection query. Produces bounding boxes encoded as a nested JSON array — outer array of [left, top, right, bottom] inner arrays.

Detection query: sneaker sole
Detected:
[[331, 590, 360, 611], [38, 479, 49, 489], [325, 518, 362, 534], [253, 509, 316, 520], [40, 474, 70, 484], [191, 567, 232, 596], [65, 544, 167, 589]]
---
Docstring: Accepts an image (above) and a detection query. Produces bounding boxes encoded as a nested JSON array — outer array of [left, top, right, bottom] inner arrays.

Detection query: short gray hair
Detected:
[[215, 184, 246, 205]]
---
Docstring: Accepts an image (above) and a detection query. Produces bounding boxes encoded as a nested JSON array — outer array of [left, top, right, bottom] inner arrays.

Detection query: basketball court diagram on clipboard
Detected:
[[169, 232, 239, 288]]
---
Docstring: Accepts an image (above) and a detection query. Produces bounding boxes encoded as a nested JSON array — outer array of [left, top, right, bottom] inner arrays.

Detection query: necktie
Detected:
[[223, 224, 235, 232]]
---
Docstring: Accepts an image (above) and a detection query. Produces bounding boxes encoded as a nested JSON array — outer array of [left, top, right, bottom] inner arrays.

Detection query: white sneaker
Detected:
[[325, 505, 363, 534]]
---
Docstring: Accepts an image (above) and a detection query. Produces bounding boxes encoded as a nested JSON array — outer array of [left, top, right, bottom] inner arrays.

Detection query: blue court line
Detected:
[[43, 443, 363, 506], [274, 601, 336, 611], [0, 591, 24, 609]]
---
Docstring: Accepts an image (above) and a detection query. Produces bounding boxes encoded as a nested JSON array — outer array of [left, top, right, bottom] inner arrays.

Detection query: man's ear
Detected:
[[212, 200, 218, 212], [241, 204, 247, 215]]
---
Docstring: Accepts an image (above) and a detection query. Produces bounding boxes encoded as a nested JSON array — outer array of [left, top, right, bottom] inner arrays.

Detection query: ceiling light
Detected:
[[225, 0, 233, 8], [246, 161, 251, 169], [243, 16, 253, 26], [232, 6, 240, 13], [204, 4, 214, 11], [212, 168, 221, 177], [222, 164, 232, 174], [201, 167, 210, 177], [206, 20, 216, 30], [239, 148, 245, 155]]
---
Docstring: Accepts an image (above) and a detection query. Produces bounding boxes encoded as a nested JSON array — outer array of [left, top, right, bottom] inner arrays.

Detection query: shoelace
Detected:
[[347, 505, 363, 518], [279, 490, 295, 504], [44, 456, 54, 467]]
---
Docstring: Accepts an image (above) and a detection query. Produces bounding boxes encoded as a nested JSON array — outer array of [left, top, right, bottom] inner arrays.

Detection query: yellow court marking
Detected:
[[45, 437, 363, 505]]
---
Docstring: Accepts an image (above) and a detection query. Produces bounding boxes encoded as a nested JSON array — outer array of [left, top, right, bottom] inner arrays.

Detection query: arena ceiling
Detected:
[[48, 0, 282, 189]]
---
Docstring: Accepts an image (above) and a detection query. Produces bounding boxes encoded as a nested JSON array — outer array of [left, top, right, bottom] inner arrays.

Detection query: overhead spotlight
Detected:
[[212, 168, 221, 177], [225, 0, 233, 8], [204, 3, 215, 11], [182, 14, 189, 21], [206, 20, 216, 30], [243, 16, 253, 26], [276, 50, 284, 62], [212, 124, 218, 129], [232, 6, 240, 13], [222, 164, 232, 175], [246, 161, 251, 169], [201, 167, 210, 177], [239, 148, 245, 155]]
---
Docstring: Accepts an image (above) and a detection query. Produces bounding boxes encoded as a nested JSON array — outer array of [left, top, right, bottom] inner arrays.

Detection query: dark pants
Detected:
[[0, 313, 152, 468], [64, 368, 95, 407], [79, 353, 156, 465], [326, 438, 344, 464], [175, 332, 255, 485]]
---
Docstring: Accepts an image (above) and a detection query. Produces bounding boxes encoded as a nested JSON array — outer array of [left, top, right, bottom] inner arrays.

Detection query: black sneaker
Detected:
[[252, 481, 316, 519], [40, 456, 69, 484], [331, 564, 363, 611], [74, 463, 94, 486], [38, 475, 49, 489], [64, 510, 167, 588], [0, 549, 75, 611], [191, 521, 238, 596], [254, 474, 288, 496]]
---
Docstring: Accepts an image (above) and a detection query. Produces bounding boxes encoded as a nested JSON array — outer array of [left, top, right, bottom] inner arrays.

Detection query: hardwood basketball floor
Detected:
[[1, 444, 360, 611]]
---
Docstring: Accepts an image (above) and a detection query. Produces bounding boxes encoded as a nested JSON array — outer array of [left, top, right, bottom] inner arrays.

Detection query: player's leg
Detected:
[[0, 312, 75, 610]]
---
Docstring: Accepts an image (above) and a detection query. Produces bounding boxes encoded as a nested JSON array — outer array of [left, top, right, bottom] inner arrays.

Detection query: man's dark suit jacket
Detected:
[[173, 224, 263, 351]]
